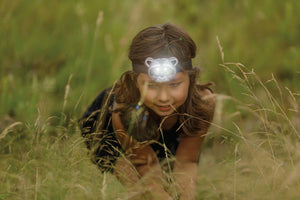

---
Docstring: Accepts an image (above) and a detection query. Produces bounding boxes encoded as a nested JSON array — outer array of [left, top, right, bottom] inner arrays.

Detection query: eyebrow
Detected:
[[170, 76, 184, 82], [171, 77, 181, 82]]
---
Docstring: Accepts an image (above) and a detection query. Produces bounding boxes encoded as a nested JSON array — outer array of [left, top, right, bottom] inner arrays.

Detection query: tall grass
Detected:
[[195, 41, 300, 200], [1, 48, 299, 199]]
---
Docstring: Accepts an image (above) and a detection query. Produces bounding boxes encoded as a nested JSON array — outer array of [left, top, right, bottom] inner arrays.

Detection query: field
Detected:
[[0, 0, 299, 199]]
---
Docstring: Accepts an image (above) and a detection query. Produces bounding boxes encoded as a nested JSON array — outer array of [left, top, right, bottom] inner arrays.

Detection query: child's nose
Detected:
[[157, 88, 170, 103]]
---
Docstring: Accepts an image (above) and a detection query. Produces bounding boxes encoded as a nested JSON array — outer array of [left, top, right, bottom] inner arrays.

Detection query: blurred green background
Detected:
[[1, 0, 299, 122]]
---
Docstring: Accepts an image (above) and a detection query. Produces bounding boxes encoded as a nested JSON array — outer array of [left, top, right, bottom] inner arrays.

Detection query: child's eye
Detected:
[[147, 83, 157, 88], [169, 82, 181, 87]]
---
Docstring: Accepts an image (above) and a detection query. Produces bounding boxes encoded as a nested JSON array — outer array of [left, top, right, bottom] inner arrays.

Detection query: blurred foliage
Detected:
[[0, 0, 299, 121]]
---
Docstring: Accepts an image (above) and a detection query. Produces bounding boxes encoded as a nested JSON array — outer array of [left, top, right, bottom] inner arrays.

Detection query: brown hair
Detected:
[[129, 23, 196, 67], [115, 23, 214, 136]]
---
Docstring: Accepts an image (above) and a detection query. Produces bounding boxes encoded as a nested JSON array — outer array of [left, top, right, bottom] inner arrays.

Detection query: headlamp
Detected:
[[145, 57, 178, 82]]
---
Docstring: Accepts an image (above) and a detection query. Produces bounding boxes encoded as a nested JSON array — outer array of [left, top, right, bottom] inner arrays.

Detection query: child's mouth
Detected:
[[156, 105, 172, 111]]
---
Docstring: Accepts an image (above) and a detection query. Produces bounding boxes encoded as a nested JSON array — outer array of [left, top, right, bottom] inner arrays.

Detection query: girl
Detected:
[[79, 23, 215, 199]]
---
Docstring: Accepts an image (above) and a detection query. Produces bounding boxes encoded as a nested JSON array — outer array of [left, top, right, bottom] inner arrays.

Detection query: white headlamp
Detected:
[[145, 57, 178, 82]]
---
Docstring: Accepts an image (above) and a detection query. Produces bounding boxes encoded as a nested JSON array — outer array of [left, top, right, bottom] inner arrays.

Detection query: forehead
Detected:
[[137, 72, 188, 83]]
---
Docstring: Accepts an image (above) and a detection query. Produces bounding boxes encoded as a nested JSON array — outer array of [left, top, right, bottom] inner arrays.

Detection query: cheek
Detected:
[[173, 90, 188, 103], [173, 85, 189, 104], [143, 90, 155, 105]]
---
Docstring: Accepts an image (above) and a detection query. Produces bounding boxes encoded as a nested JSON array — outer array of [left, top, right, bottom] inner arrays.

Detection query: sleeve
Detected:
[[78, 89, 110, 149]]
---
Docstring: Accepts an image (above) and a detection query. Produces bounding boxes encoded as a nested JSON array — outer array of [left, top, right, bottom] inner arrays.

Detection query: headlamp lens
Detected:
[[145, 57, 178, 82]]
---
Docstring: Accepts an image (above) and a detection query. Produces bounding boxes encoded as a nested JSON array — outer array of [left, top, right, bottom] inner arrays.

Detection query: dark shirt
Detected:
[[79, 88, 180, 172]]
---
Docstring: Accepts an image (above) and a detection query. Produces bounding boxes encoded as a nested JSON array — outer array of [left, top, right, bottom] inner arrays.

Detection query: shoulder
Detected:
[[82, 87, 114, 117], [192, 83, 215, 112], [199, 87, 215, 108], [179, 84, 215, 136]]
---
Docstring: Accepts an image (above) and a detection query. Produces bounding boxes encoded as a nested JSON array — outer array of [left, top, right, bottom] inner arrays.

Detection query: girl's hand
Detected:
[[147, 183, 173, 200], [124, 180, 173, 200]]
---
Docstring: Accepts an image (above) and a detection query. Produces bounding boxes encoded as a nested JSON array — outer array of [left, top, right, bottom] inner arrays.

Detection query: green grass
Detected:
[[0, 0, 299, 199]]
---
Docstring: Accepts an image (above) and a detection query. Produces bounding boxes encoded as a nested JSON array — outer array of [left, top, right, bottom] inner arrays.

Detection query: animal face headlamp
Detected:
[[145, 57, 179, 82], [132, 56, 193, 82]]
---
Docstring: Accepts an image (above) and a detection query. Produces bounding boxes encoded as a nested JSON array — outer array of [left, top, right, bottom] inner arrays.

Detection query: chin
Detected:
[[154, 109, 175, 117]]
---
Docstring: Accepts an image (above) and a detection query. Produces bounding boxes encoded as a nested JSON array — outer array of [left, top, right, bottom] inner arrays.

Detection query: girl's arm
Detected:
[[112, 102, 172, 199], [174, 88, 215, 200], [173, 134, 205, 200]]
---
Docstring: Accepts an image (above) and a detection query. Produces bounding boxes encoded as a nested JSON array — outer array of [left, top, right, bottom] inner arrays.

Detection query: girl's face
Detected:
[[136, 72, 190, 117]]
